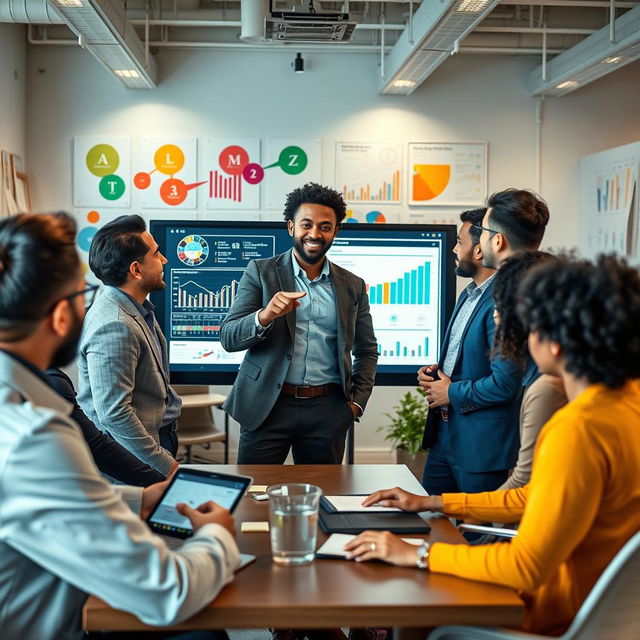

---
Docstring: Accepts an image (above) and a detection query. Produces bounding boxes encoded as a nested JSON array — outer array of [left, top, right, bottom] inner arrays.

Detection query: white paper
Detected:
[[324, 495, 401, 513], [316, 533, 423, 558]]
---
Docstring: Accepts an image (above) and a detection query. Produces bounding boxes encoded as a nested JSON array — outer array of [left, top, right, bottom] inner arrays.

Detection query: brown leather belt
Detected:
[[281, 383, 341, 399]]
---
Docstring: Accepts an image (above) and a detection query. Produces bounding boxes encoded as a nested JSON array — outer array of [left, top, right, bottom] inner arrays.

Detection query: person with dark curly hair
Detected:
[[478, 188, 550, 269], [221, 183, 378, 465], [347, 254, 640, 636], [492, 251, 567, 490]]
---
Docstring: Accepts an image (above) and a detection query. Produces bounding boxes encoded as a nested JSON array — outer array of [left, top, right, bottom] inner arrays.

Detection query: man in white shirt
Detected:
[[0, 212, 240, 640]]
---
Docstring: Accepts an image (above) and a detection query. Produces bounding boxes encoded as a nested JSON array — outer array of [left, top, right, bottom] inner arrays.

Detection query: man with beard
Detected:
[[417, 208, 523, 494], [221, 183, 378, 464], [77, 214, 181, 475], [0, 212, 240, 640]]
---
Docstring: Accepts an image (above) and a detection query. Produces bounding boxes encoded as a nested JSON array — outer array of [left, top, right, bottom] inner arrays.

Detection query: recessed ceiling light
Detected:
[[556, 80, 578, 89], [114, 69, 140, 79], [391, 80, 416, 88], [53, 0, 84, 7], [456, 0, 492, 13], [602, 56, 624, 64]]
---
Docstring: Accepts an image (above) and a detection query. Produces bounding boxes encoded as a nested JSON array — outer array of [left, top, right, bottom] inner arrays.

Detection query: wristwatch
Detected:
[[416, 540, 431, 570]]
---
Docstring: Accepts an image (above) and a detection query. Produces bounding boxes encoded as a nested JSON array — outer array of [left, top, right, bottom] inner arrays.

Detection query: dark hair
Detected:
[[283, 183, 347, 224], [0, 212, 80, 340], [517, 254, 640, 389], [89, 214, 148, 286], [487, 188, 549, 251], [492, 250, 557, 365], [460, 207, 487, 245]]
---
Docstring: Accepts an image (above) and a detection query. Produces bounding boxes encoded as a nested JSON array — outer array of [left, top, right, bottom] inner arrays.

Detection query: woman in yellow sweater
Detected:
[[345, 255, 640, 636]]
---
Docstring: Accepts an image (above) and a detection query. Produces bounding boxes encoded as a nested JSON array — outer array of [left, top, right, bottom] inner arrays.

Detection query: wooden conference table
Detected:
[[83, 464, 523, 633]]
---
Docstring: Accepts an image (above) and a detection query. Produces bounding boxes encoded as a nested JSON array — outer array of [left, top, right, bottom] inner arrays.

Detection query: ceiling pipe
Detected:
[[0, 0, 63, 23], [129, 18, 405, 30], [240, 0, 268, 44]]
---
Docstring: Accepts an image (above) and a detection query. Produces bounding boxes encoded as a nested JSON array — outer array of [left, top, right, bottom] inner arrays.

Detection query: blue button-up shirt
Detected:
[[442, 274, 495, 377], [123, 293, 181, 429], [285, 253, 341, 386]]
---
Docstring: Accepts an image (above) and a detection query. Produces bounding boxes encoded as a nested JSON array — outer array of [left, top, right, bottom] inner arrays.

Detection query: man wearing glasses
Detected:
[[477, 188, 550, 269], [417, 207, 523, 495], [77, 214, 181, 476]]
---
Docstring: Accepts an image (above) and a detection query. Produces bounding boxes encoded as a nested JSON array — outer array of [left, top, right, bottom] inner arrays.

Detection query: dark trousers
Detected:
[[237, 388, 354, 464], [422, 420, 509, 495], [159, 422, 179, 458]]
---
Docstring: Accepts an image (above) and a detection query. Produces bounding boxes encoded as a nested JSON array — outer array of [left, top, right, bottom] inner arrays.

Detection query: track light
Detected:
[[293, 52, 304, 73]]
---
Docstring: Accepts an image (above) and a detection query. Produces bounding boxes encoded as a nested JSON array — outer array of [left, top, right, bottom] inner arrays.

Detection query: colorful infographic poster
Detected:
[[579, 142, 640, 258], [408, 142, 486, 206], [336, 142, 402, 204], [202, 139, 261, 211], [343, 206, 400, 225], [73, 137, 131, 208], [264, 139, 322, 210], [135, 138, 201, 209]]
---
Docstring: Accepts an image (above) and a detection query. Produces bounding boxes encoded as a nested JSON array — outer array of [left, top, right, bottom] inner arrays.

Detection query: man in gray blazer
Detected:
[[221, 183, 378, 464], [77, 215, 181, 476], [0, 212, 238, 640]]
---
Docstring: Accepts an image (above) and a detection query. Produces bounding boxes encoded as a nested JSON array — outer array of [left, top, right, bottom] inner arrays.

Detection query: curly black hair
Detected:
[[492, 250, 557, 366], [282, 182, 347, 224], [517, 254, 640, 389]]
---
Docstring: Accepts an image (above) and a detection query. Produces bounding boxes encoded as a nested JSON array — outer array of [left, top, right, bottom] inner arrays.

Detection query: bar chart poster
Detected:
[[336, 142, 402, 204], [264, 139, 322, 210], [202, 138, 261, 211], [579, 142, 640, 259], [73, 136, 131, 208], [408, 142, 486, 206], [328, 239, 442, 366]]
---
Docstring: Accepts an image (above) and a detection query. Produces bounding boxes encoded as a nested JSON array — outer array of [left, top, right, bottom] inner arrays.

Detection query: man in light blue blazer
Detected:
[[418, 208, 523, 494], [221, 183, 378, 464], [0, 212, 239, 640], [77, 215, 181, 476]]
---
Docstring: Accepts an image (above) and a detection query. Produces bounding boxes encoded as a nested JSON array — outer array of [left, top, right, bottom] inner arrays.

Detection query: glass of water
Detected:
[[267, 483, 322, 566]]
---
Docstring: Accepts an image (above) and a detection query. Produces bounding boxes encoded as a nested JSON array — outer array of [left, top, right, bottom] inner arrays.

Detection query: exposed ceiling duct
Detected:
[[0, 0, 63, 24], [529, 4, 640, 96], [46, 0, 157, 89]]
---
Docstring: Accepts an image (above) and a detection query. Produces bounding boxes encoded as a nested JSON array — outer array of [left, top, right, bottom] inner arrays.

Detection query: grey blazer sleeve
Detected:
[[349, 278, 378, 411], [83, 319, 175, 475], [220, 260, 272, 352]]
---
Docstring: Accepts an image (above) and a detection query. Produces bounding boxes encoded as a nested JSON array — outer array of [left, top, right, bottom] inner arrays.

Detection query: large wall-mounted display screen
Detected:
[[150, 221, 456, 385]]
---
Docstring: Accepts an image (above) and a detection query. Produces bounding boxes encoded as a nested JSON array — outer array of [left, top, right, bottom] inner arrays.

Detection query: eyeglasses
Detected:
[[472, 223, 501, 236], [48, 284, 100, 315]]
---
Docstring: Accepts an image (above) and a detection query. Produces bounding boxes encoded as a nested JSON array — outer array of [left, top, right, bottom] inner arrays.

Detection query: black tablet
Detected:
[[146, 468, 252, 539]]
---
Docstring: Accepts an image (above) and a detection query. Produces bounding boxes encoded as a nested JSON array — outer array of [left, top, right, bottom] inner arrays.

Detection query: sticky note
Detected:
[[241, 521, 270, 533], [248, 485, 269, 493]]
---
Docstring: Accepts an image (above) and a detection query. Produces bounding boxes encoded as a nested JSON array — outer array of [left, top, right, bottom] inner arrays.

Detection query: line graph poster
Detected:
[[336, 142, 402, 204], [136, 137, 200, 209], [408, 142, 486, 206], [579, 142, 640, 258], [264, 139, 321, 210], [73, 136, 131, 208], [202, 138, 261, 211]]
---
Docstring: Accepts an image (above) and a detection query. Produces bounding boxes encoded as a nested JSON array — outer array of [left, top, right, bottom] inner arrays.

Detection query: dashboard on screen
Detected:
[[150, 221, 456, 386]]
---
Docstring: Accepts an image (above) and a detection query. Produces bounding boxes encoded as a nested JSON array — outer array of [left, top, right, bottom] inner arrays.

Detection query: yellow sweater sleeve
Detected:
[[429, 410, 607, 591], [442, 485, 529, 524]]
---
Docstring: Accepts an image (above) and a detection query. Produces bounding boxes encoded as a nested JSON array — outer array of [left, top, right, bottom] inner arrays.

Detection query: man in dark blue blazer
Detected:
[[418, 208, 523, 494]]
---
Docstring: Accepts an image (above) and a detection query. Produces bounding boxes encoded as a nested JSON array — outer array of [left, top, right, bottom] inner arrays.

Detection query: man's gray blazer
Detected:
[[77, 286, 179, 475], [220, 250, 378, 430]]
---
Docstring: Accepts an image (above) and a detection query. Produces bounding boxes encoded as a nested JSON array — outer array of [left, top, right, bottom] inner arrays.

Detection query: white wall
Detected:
[[25, 45, 640, 459], [0, 23, 27, 215]]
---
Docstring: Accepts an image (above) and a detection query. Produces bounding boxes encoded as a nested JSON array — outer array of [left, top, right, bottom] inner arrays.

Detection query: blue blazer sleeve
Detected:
[[46, 369, 165, 487], [447, 305, 523, 414]]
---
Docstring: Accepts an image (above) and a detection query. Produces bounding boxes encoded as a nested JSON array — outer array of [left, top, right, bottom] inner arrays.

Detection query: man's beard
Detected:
[[51, 311, 83, 369], [293, 236, 332, 265], [455, 258, 477, 278]]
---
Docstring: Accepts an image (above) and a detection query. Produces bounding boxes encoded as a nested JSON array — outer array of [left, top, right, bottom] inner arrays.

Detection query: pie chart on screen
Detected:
[[366, 211, 386, 223], [412, 164, 451, 201]]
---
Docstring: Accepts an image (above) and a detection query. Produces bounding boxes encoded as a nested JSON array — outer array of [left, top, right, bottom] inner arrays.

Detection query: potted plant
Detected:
[[378, 388, 429, 479]]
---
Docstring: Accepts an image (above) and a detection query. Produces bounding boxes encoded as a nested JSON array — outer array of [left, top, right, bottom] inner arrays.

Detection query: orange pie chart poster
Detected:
[[408, 142, 486, 206]]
